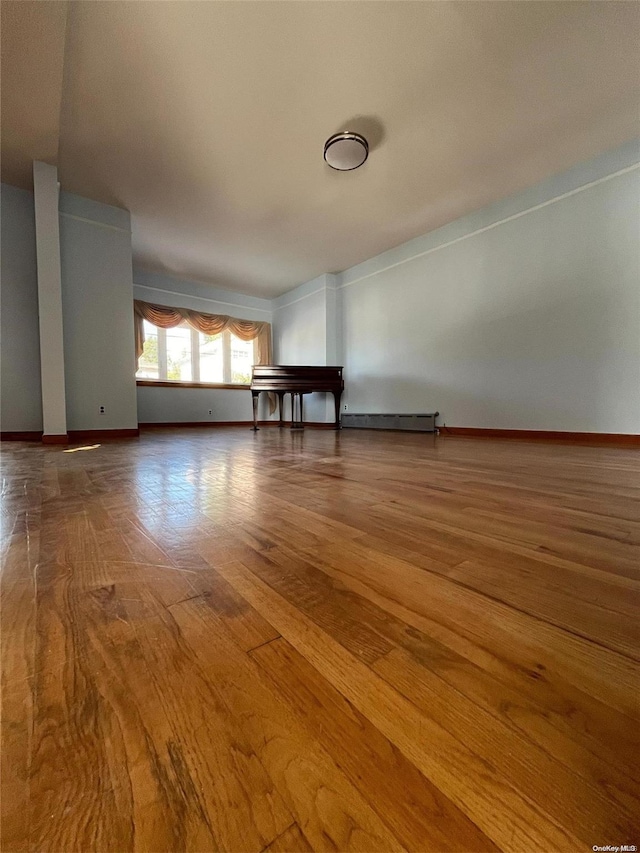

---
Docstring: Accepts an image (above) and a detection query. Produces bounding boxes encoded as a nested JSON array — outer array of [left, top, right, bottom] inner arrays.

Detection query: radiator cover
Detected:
[[341, 412, 439, 432]]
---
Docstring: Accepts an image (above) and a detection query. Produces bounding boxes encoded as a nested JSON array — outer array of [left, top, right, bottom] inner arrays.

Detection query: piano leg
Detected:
[[334, 390, 343, 429], [251, 391, 259, 431], [277, 392, 285, 428], [291, 392, 304, 429]]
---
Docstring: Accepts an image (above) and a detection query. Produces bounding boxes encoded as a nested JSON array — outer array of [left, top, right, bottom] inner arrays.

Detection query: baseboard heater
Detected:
[[341, 412, 439, 432]]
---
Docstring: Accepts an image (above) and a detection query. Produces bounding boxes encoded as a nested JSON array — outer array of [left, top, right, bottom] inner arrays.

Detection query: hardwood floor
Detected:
[[1, 428, 639, 852]]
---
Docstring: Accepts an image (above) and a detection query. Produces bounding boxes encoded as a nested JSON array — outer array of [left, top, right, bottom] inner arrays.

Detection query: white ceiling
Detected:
[[2, 1, 639, 297]]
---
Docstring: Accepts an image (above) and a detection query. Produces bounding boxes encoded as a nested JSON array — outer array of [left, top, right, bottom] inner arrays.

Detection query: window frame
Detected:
[[136, 321, 256, 389]]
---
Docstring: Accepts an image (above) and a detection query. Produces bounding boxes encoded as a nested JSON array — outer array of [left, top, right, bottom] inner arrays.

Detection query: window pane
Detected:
[[229, 333, 253, 384], [199, 332, 224, 382], [166, 323, 192, 381], [136, 320, 159, 379]]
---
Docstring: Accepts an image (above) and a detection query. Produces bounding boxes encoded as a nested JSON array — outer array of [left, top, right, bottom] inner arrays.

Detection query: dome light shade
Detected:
[[324, 132, 369, 171]]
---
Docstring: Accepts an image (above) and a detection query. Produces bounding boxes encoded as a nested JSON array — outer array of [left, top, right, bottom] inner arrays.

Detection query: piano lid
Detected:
[[251, 364, 344, 391]]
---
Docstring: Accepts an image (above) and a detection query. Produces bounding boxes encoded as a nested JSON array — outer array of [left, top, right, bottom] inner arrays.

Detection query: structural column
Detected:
[[324, 273, 342, 423], [33, 160, 67, 442]]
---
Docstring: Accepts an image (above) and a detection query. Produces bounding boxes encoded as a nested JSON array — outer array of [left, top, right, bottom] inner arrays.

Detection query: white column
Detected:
[[324, 273, 342, 422], [33, 160, 67, 439]]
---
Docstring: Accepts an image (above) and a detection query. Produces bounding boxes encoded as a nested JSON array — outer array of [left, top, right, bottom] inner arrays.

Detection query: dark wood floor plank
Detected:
[[373, 647, 639, 845], [368, 498, 640, 579], [262, 822, 314, 852], [300, 536, 639, 717], [447, 557, 640, 658], [241, 541, 640, 792], [168, 594, 407, 852], [1, 679, 33, 852], [113, 588, 294, 852], [251, 636, 499, 852], [224, 545, 395, 665], [308, 535, 640, 782], [185, 567, 281, 651], [28, 581, 137, 852], [214, 559, 581, 851], [0, 535, 38, 850]]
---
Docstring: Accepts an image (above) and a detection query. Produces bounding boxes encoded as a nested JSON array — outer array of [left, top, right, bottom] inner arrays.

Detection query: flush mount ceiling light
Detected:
[[324, 131, 369, 171]]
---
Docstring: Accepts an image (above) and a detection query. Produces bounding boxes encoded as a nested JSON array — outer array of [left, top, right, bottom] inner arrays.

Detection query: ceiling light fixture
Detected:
[[324, 131, 369, 171]]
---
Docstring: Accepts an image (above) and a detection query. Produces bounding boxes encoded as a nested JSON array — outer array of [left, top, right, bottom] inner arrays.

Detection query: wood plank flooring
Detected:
[[1, 428, 639, 852]]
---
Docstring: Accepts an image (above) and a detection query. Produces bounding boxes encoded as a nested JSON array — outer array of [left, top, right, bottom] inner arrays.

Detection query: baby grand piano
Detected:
[[251, 365, 344, 430]]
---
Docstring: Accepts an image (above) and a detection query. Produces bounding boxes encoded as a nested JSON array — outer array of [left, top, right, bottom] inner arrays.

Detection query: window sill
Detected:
[[136, 380, 250, 390]]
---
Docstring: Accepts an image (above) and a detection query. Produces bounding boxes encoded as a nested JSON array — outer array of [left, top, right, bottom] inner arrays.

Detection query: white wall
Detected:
[[0, 184, 43, 432], [339, 141, 640, 433], [59, 192, 138, 431], [133, 269, 272, 423]]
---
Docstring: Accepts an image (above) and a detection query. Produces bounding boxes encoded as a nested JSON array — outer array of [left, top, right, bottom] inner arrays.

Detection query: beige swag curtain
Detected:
[[134, 299, 272, 366]]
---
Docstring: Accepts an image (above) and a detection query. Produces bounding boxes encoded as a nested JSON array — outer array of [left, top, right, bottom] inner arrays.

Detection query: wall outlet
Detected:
[[99, 405, 105, 415], [208, 409, 213, 416], [343, 403, 348, 411]]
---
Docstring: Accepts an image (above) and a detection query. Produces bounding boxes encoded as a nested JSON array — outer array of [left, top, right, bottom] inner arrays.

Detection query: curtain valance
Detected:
[[134, 299, 272, 367]]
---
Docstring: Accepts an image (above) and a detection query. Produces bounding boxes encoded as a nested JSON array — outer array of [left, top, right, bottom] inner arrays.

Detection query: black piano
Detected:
[[251, 365, 344, 430]]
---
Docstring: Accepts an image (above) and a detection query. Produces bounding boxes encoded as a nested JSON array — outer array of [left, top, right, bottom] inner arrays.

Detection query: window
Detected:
[[136, 320, 256, 385], [137, 321, 160, 379]]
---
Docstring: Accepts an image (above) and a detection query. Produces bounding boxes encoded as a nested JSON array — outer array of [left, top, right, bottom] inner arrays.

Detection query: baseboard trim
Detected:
[[139, 421, 254, 429], [138, 421, 337, 430], [2, 429, 141, 444], [1, 431, 43, 442], [67, 429, 140, 442], [267, 421, 337, 430], [42, 434, 69, 445], [437, 427, 640, 446]]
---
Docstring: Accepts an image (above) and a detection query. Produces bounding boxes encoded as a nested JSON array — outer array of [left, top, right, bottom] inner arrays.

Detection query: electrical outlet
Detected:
[[343, 403, 348, 411], [208, 409, 213, 416], [99, 405, 105, 415]]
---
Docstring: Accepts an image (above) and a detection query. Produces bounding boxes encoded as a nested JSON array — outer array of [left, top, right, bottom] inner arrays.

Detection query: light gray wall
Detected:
[[133, 269, 273, 423], [339, 142, 640, 432], [1, 184, 43, 432], [273, 278, 327, 365], [136, 386, 253, 423], [273, 275, 332, 422], [59, 192, 138, 431]]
